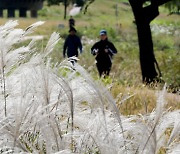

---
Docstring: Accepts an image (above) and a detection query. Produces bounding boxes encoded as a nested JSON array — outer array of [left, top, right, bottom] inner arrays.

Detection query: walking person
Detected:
[[69, 16, 75, 29], [63, 27, 82, 63], [91, 29, 117, 77]]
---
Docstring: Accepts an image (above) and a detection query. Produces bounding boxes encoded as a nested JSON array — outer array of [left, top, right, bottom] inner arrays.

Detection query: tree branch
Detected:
[[157, 0, 172, 6], [130, 0, 172, 7]]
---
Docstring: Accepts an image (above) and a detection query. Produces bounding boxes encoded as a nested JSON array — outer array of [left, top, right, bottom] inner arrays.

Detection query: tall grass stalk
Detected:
[[0, 20, 44, 117], [0, 21, 179, 153]]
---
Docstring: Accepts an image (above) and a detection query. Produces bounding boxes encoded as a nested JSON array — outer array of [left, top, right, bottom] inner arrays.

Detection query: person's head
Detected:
[[69, 27, 77, 35], [99, 29, 107, 40]]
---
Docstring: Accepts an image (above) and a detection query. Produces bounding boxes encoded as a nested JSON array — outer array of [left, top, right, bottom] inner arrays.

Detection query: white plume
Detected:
[[0, 20, 179, 153], [69, 6, 81, 16]]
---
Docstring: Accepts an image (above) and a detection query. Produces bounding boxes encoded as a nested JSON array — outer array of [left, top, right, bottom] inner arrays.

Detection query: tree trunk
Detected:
[[129, 0, 161, 83], [19, 8, 27, 18], [64, 0, 67, 20], [0, 9, 3, 17], [31, 10, 38, 18], [137, 23, 158, 83], [129, 0, 172, 83], [8, 8, 15, 18]]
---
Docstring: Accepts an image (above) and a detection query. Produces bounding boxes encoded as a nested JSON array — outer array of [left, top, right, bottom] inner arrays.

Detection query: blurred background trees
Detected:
[[46, 0, 93, 19], [165, 0, 180, 14]]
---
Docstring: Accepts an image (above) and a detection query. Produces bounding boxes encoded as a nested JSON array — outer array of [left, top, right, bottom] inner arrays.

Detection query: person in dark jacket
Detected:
[[91, 29, 117, 77], [69, 16, 75, 29], [63, 27, 82, 59]]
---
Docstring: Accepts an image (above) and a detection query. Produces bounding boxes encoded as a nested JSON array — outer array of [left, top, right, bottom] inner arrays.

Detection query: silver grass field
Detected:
[[0, 21, 179, 154]]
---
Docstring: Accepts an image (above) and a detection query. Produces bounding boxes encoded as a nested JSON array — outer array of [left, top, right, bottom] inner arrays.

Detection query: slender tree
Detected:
[[83, 0, 95, 14], [129, 0, 172, 84], [64, 0, 68, 19], [47, 0, 69, 19], [47, 0, 91, 19]]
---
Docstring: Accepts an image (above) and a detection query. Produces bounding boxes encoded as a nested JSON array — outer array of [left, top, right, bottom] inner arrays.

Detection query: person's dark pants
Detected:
[[96, 62, 112, 77]]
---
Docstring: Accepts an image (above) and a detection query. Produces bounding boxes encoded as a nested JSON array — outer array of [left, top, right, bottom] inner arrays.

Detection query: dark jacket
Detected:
[[69, 18, 75, 28], [91, 38, 117, 65], [63, 35, 82, 58]]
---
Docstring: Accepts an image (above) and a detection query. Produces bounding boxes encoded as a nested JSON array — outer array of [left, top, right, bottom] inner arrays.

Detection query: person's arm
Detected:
[[78, 37, 83, 54], [63, 38, 68, 58], [108, 42, 117, 56], [91, 43, 98, 56]]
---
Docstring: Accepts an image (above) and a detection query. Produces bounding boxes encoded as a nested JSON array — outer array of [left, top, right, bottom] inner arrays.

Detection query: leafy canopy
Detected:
[[46, 0, 88, 6], [165, 0, 180, 14]]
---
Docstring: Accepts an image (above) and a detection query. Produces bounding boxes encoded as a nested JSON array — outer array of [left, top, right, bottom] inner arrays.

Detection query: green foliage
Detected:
[[46, 0, 92, 7], [38, 7, 49, 17], [47, 0, 64, 5], [11, 0, 179, 90], [164, 0, 180, 14], [158, 50, 180, 91], [45, 0, 94, 19], [76, 0, 85, 6]]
